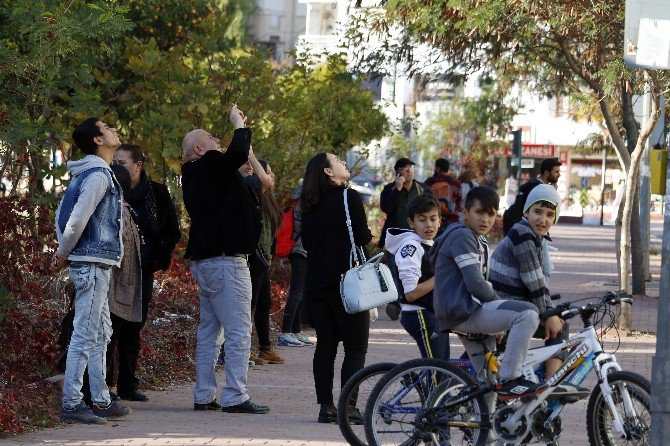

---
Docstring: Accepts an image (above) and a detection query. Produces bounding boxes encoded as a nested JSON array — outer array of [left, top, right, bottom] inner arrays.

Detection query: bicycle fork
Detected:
[[595, 354, 642, 438]]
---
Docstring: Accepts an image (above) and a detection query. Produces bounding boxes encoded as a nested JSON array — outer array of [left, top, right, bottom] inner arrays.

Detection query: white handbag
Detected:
[[340, 189, 399, 314]]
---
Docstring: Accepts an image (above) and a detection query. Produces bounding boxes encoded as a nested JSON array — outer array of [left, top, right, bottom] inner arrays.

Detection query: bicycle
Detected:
[[364, 292, 650, 446], [337, 358, 479, 446]]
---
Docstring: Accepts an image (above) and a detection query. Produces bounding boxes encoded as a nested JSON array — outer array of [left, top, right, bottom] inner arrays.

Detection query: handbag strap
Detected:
[[343, 189, 366, 268]]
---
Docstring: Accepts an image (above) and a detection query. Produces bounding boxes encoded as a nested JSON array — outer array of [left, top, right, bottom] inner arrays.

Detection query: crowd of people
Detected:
[[51, 105, 579, 428]]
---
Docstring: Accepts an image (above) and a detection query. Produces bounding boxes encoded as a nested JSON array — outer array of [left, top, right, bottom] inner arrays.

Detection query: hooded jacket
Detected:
[[429, 223, 498, 332], [55, 155, 123, 266], [385, 228, 434, 311]]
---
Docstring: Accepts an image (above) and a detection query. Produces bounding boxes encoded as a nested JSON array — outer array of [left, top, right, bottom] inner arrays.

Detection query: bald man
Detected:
[[181, 105, 268, 414]]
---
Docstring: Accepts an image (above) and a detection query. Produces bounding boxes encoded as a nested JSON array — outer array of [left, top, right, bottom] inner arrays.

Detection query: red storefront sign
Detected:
[[493, 144, 558, 158]]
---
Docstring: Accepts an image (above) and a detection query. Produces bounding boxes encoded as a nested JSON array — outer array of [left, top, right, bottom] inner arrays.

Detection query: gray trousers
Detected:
[[453, 299, 539, 382], [190, 255, 252, 407]]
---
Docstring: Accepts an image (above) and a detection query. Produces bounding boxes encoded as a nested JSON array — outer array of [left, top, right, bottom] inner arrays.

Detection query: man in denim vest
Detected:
[[52, 117, 131, 424]]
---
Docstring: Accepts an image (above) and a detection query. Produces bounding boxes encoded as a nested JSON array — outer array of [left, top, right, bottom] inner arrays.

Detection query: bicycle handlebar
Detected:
[[539, 293, 633, 321]]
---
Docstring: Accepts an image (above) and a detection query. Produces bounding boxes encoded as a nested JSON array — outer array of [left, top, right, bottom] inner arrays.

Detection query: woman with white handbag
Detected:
[[301, 152, 373, 424]]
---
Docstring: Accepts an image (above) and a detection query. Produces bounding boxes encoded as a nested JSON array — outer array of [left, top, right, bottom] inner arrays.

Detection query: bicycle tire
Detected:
[[364, 358, 490, 446], [338, 362, 397, 446], [586, 370, 651, 446]]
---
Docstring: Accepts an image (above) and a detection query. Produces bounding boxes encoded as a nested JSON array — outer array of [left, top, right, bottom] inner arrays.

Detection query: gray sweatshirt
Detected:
[[55, 155, 123, 266], [429, 222, 498, 332]]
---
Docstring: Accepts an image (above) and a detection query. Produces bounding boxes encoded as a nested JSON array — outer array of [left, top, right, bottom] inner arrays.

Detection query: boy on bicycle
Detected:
[[431, 186, 543, 400], [490, 184, 589, 399], [385, 194, 449, 360]]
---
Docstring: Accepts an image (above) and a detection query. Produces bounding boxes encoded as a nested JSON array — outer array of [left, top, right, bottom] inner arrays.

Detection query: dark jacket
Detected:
[[126, 172, 181, 273], [378, 180, 431, 248], [429, 223, 497, 332], [302, 187, 372, 294], [182, 128, 261, 260], [502, 178, 542, 235]]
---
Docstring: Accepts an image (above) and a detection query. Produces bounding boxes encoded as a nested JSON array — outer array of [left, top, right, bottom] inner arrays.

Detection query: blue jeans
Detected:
[[190, 255, 252, 407], [62, 262, 113, 409]]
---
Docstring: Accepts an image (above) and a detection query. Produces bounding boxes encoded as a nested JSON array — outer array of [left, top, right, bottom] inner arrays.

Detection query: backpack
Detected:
[[430, 180, 456, 218], [275, 207, 295, 258]]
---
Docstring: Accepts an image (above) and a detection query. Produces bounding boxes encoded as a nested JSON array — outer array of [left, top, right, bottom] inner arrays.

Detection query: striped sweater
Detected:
[[489, 218, 552, 314]]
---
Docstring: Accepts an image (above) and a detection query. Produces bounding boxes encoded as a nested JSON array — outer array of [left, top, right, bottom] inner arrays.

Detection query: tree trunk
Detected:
[[615, 194, 624, 286], [617, 76, 660, 331]]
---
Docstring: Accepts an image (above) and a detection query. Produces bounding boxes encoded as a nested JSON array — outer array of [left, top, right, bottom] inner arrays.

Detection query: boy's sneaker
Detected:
[[293, 332, 315, 345], [60, 402, 107, 424], [277, 333, 305, 347], [91, 401, 132, 420], [496, 377, 544, 401], [548, 383, 591, 402]]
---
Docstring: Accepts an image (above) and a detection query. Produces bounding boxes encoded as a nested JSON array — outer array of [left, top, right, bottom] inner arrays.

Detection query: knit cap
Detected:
[[523, 184, 561, 222]]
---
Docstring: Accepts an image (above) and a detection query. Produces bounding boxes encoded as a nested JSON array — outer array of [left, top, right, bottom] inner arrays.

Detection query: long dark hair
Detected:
[[301, 153, 342, 214], [258, 159, 283, 233]]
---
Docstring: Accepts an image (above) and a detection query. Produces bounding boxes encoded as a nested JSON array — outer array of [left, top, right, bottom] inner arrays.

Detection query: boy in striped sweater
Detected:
[[490, 184, 588, 400]]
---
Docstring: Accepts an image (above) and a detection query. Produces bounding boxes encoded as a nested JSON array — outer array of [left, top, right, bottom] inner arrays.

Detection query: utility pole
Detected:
[[600, 149, 607, 226], [651, 147, 670, 445]]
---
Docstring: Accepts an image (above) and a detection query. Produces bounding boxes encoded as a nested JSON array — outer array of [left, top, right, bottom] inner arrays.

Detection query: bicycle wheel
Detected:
[[586, 371, 651, 446], [364, 358, 490, 446], [338, 362, 397, 446]]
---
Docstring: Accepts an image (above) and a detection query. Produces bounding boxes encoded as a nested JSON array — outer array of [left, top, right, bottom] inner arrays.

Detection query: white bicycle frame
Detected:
[[495, 323, 638, 438]]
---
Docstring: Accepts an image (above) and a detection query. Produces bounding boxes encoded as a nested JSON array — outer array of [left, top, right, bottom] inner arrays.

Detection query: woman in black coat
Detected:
[[301, 152, 372, 423], [112, 144, 181, 401]]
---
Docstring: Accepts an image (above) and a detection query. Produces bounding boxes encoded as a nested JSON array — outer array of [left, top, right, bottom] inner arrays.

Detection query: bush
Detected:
[[0, 198, 294, 436]]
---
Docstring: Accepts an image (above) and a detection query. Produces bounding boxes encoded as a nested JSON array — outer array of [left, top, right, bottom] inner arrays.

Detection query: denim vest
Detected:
[[57, 167, 122, 263]]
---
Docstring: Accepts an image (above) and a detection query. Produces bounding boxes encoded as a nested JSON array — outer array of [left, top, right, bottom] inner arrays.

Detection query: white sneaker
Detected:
[[277, 333, 305, 347], [294, 332, 315, 345]]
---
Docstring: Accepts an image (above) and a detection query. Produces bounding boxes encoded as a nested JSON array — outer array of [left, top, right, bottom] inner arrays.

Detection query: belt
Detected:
[[223, 253, 249, 259]]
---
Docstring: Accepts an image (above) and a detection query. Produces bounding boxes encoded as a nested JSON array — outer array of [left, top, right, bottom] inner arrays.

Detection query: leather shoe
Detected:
[[318, 403, 337, 423], [194, 399, 222, 411], [221, 399, 269, 414], [118, 389, 149, 402]]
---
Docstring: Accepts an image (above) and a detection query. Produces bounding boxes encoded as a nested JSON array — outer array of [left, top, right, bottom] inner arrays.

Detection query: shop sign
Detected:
[[493, 144, 557, 158]]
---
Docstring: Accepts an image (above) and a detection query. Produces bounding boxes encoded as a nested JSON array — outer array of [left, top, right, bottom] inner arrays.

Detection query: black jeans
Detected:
[[281, 254, 307, 333], [399, 309, 450, 360], [251, 267, 272, 350], [110, 267, 154, 392], [308, 287, 369, 405]]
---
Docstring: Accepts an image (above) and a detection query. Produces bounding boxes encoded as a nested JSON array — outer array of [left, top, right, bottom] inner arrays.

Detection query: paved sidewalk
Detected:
[[5, 224, 660, 446]]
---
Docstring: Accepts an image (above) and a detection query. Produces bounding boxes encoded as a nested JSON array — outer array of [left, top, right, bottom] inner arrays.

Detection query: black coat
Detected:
[[378, 180, 431, 248], [125, 173, 181, 273], [182, 128, 262, 260], [302, 187, 372, 294]]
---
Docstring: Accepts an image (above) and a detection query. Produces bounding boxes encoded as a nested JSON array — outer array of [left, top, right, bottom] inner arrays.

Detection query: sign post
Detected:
[[625, 1, 670, 443]]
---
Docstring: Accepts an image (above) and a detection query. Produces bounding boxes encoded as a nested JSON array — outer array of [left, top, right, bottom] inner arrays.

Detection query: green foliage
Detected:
[[350, 0, 670, 154], [0, 0, 132, 196], [1, 0, 388, 200]]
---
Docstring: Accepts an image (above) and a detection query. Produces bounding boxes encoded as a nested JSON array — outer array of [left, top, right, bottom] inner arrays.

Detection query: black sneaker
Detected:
[[221, 399, 269, 414], [194, 399, 222, 411], [496, 377, 544, 401], [318, 403, 337, 423], [91, 401, 132, 419], [347, 406, 364, 425], [60, 402, 107, 424], [548, 383, 591, 402]]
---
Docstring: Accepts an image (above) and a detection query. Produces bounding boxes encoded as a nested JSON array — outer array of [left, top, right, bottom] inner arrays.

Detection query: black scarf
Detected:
[[127, 170, 159, 238]]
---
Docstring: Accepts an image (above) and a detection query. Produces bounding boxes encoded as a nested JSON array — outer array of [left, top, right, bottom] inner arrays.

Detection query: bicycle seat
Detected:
[[451, 330, 490, 342]]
